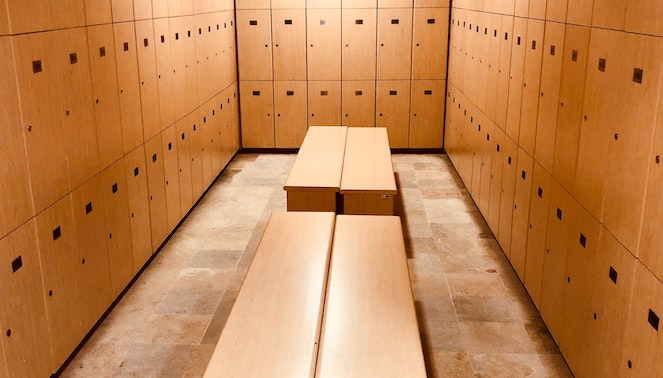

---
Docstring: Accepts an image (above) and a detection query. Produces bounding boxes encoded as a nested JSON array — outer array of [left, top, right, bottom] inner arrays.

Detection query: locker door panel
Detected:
[[35, 196, 84, 368], [274, 81, 308, 148], [552, 25, 590, 192], [382, 0, 416, 7], [272, 0, 305, 10], [484, 14, 502, 121], [145, 135, 169, 251], [625, 0, 663, 37], [88, 25, 124, 169], [0, 0, 7, 35], [168, 0, 183, 16], [478, 120, 496, 214], [200, 108, 214, 188], [272, 10, 306, 81], [51, 0, 86, 30], [410, 79, 445, 148], [133, 0, 152, 20], [308, 81, 341, 126], [412, 8, 449, 80], [111, 0, 134, 22], [528, 0, 546, 19], [99, 160, 134, 298], [154, 18, 176, 129], [487, 126, 505, 232], [514, 0, 529, 17], [152, 0, 168, 18], [505, 17, 527, 142], [182, 16, 200, 113], [236, 0, 270, 10], [114, 22, 144, 153], [240, 81, 275, 148], [591, 0, 626, 31], [169, 17, 188, 121], [342, 9, 377, 81], [376, 80, 410, 148], [342, 81, 376, 127], [495, 15, 514, 130], [176, 118, 194, 214], [377, 8, 412, 80], [124, 146, 153, 272], [236, 10, 273, 81], [6, 0, 53, 34], [162, 126, 182, 231], [509, 148, 534, 279], [189, 111, 205, 199], [518, 19, 544, 156], [85, 0, 112, 25], [307, 0, 340, 8], [0, 221, 54, 377], [534, 22, 565, 173], [497, 135, 518, 254], [307, 9, 341, 81], [209, 99, 223, 174], [566, 0, 593, 26], [0, 37, 33, 238], [135, 20, 162, 139], [546, 0, 568, 23], [343, 0, 376, 8]]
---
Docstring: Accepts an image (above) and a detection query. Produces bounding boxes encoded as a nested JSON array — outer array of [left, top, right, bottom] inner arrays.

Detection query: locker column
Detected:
[[307, 8, 341, 126]]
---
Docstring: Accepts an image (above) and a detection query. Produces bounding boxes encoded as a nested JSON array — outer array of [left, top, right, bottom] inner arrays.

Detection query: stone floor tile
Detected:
[[446, 273, 509, 297], [459, 322, 537, 354], [136, 314, 212, 345]]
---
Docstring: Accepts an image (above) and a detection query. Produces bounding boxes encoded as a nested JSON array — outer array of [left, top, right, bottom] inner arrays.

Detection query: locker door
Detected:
[[111, 0, 134, 22], [0, 221, 54, 377], [307, 9, 341, 81], [88, 25, 124, 169], [272, 10, 306, 81], [625, 0, 663, 37], [341, 9, 377, 81], [114, 22, 144, 153], [236, 0, 270, 10], [135, 20, 162, 139], [230, 85, 241, 154], [71, 175, 112, 333], [545, 0, 567, 23], [534, 22, 565, 173], [124, 146, 153, 272], [152, 0, 168, 18], [591, 0, 627, 31], [6, 0, 53, 34], [161, 126, 182, 231], [154, 18, 176, 129], [168, 0, 182, 16], [518, 19, 544, 156], [602, 34, 662, 253], [240, 81, 275, 148], [200, 108, 214, 188], [308, 81, 341, 126], [523, 162, 552, 308], [514, 0, 529, 17], [509, 148, 534, 279], [376, 80, 410, 148], [343, 0, 376, 8], [342, 81, 376, 127], [51, 0, 86, 30], [497, 135, 518, 254], [133, 0, 152, 20], [0, 37, 33, 238], [182, 16, 200, 113], [528, 0, 546, 19], [35, 196, 84, 368], [274, 81, 308, 148], [478, 120, 495, 214], [487, 126, 505, 232], [218, 93, 233, 168], [504, 17, 527, 142], [307, 0, 340, 8], [190, 112, 205, 199], [272, 0, 305, 12], [377, 8, 412, 80], [145, 135, 169, 251], [85, 0, 112, 25], [382, 0, 414, 7], [410, 80, 445, 148], [236, 10, 273, 81], [169, 17, 188, 120], [495, 15, 514, 130], [99, 160, 134, 298], [412, 8, 449, 80], [176, 117, 194, 214], [552, 25, 590, 192], [484, 14, 501, 122], [566, 0, 593, 26], [0, 0, 7, 35]]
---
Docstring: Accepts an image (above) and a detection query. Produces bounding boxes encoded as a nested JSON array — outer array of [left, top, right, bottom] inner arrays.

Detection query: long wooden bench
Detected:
[[284, 126, 348, 212], [203, 211, 335, 378], [340, 127, 397, 215], [315, 215, 427, 377]]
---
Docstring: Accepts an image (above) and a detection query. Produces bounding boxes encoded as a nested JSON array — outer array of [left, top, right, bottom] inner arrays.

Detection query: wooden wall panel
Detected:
[[272, 10, 306, 81], [509, 148, 534, 278], [161, 126, 183, 231], [410, 80, 445, 148], [152, 0, 169, 18], [182, 16, 201, 113], [518, 19, 544, 156], [504, 17, 527, 142], [308, 81, 342, 126], [48, 0, 87, 31], [307, 10, 341, 81], [240, 81, 275, 147], [377, 8, 413, 80], [342, 9, 377, 81], [376, 80, 410, 148], [272, 0, 305, 9], [412, 8, 448, 80], [343, 0, 377, 9], [274, 81, 308, 148], [124, 146, 153, 272], [0, 0, 8, 35], [514, 0, 529, 17], [308, 0, 341, 8], [135, 20, 162, 140], [528, 0, 546, 19], [236, 0, 270, 10], [342, 80, 376, 127], [236, 10, 273, 81], [478, 120, 495, 214]]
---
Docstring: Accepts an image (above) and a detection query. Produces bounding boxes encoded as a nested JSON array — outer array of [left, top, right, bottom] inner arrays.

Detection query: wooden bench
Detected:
[[316, 215, 427, 377], [284, 126, 348, 212], [340, 127, 397, 215], [203, 211, 335, 378]]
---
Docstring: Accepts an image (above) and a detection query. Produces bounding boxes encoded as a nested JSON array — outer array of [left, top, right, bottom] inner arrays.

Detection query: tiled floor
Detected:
[[60, 153, 573, 377]]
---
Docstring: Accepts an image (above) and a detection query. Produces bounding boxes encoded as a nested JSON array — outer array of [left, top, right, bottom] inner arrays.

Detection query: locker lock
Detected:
[[655, 155, 660, 164]]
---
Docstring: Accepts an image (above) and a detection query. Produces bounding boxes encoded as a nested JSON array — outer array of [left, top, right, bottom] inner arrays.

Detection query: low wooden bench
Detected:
[[284, 126, 348, 212], [340, 127, 397, 215], [316, 215, 427, 377], [203, 211, 335, 378]]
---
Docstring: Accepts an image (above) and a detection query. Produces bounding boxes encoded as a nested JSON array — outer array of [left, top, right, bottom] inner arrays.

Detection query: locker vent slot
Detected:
[[250, 20, 258, 26], [123, 42, 129, 51], [355, 91, 363, 96], [355, 19, 363, 25], [320, 91, 328, 96], [99, 47, 106, 57], [160, 35, 165, 43], [12, 256, 23, 273], [253, 91, 261, 96], [427, 18, 435, 24], [598, 58, 606, 72], [609, 266, 618, 284], [521, 170, 526, 180], [537, 187, 543, 198], [389, 90, 397, 95], [320, 20, 327, 25], [531, 40, 536, 50], [550, 45, 555, 56], [152, 154, 157, 163], [168, 142, 172, 150], [85, 202, 93, 214], [391, 19, 399, 24], [508, 156, 512, 165], [286, 91, 294, 96], [572, 50, 578, 61], [53, 226, 62, 241], [285, 19, 293, 25], [70, 53, 78, 64], [143, 38, 149, 47], [424, 90, 433, 95], [32, 60, 42, 73], [134, 167, 139, 176], [112, 183, 118, 193], [579, 233, 586, 248], [557, 208, 562, 220], [633, 68, 643, 84], [649, 310, 660, 331]]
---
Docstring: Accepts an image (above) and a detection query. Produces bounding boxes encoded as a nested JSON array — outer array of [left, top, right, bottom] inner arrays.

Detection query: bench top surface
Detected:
[[316, 215, 427, 378], [340, 127, 397, 194], [204, 211, 336, 378], [284, 126, 348, 192]]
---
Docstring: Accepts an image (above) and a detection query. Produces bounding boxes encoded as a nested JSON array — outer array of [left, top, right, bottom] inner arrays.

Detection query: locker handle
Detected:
[[609, 266, 618, 284], [572, 50, 578, 62], [11, 256, 22, 273], [32, 60, 42, 73], [250, 20, 258, 26], [424, 90, 433, 95], [160, 35, 165, 43], [286, 91, 294, 96], [550, 45, 555, 56], [53, 226, 62, 241], [355, 90, 362, 96], [649, 310, 660, 331], [112, 183, 118, 193], [285, 19, 293, 25], [579, 233, 586, 248], [633, 68, 643, 84], [253, 91, 261, 96], [427, 18, 435, 24], [320, 90, 328, 96], [391, 19, 399, 24], [152, 154, 157, 163], [355, 19, 363, 24], [143, 38, 149, 47], [85, 202, 93, 214], [70, 53, 78, 65], [556, 208, 562, 220], [123, 42, 129, 51], [598, 58, 606, 72], [531, 40, 536, 50], [99, 46, 106, 57], [389, 90, 397, 95], [537, 187, 542, 198], [320, 19, 327, 25]]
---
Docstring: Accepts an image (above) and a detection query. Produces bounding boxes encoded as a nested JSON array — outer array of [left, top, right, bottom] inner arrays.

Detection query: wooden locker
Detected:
[[152, 0, 168, 18], [592, 0, 627, 31], [566, 0, 593, 26], [88, 25, 124, 169], [376, 80, 410, 148], [189, 112, 205, 199], [534, 22, 565, 173], [5, 0, 53, 34], [478, 120, 495, 215], [518, 19, 544, 156], [409, 79, 445, 148], [341, 9, 377, 81], [495, 15, 514, 130], [51, 0, 86, 30], [124, 146, 153, 272], [307, 9, 341, 81], [207, 101, 222, 177], [377, 8, 413, 80], [71, 174, 113, 333], [412, 8, 449, 80], [272, 0, 305, 10], [35, 195, 84, 368], [528, 0, 546, 19], [169, 17, 188, 121], [176, 117, 194, 214], [308, 81, 342, 126], [487, 126, 505, 233], [509, 148, 534, 279], [0, 37, 33, 238], [496, 135, 518, 255], [218, 94, 233, 168], [133, 0, 152, 20], [473, 13, 491, 112], [586, 230, 637, 377], [182, 16, 200, 113], [625, 0, 663, 37], [99, 160, 134, 298], [230, 84, 242, 155], [552, 25, 590, 192], [135, 20, 162, 140], [504, 17, 527, 142], [514, 0, 529, 17], [546, 0, 568, 23], [523, 162, 552, 308], [199, 108, 214, 188], [0, 221, 54, 377], [161, 126, 183, 231], [272, 10, 306, 81], [484, 14, 501, 122], [470, 111, 484, 201], [342, 81, 376, 127], [113, 22, 144, 153], [240, 81, 275, 147], [236, 10, 273, 81], [111, 0, 134, 22], [144, 135, 169, 251], [235, 0, 270, 10], [85, 0, 112, 25], [602, 33, 662, 254], [274, 81, 308, 148], [169, 0, 183, 16], [308, 0, 341, 8], [154, 18, 176, 130]]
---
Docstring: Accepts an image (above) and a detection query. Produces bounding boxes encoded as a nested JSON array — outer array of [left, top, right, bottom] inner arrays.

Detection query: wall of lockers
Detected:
[[444, 0, 663, 376], [235, 0, 450, 148], [0, 0, 240, 376]]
